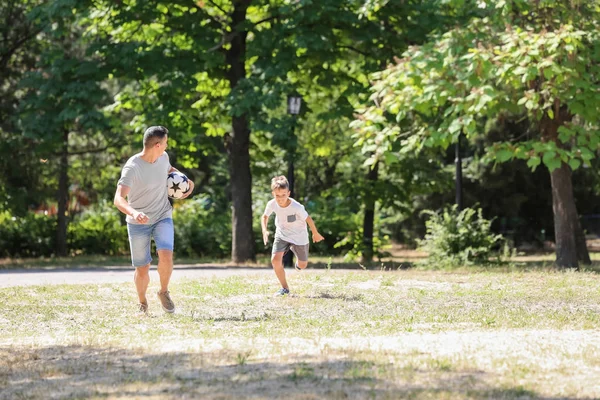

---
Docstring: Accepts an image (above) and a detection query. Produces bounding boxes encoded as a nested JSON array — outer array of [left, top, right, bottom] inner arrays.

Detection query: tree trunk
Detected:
[[283, 154, 295, 267], [361, 161, 379, 263], [56, 129, 69, 257], [549, 163, 591, 267], [575, 217, 591, 265], [226, 0, 255, 263], [542, 108, 590, 269]]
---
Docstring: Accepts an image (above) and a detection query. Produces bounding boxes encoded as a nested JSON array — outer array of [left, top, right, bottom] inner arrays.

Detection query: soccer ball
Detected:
[[167, 171, 190, 199]]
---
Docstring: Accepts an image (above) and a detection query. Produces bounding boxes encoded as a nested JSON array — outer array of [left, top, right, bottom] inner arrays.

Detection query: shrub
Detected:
[[418, 205, 505, 267], [0, 211, 57, 257], [305, 197, 390, 261], [172, 195, 231, 258], [68, 200, 129, 255]]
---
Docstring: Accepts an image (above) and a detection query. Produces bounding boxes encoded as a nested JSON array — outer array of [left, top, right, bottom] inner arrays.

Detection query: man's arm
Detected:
[[306, 215, 324, 243], [114, 184, 149, 224], [261, 214, 270, 245]]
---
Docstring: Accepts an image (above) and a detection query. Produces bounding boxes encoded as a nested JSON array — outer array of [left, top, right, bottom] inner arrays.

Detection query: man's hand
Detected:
[[312, 231, 324, 243], [262, 230, 270, 245], [132, 211, 149, 224], [181, 180, 195, 199]]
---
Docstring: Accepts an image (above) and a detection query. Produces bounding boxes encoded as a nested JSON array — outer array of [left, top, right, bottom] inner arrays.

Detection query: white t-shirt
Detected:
[[263, 198, 309, 245], [117, 152, 173, 224]]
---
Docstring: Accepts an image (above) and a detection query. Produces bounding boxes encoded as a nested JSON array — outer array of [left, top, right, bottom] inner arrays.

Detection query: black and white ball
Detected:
[[167, 171, 190, 199]]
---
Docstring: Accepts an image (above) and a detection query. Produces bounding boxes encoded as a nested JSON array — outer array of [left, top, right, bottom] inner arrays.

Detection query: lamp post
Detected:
[[287, 94, 302, 198], [455, 134, 463, 211], [284, 94, 301, 268]]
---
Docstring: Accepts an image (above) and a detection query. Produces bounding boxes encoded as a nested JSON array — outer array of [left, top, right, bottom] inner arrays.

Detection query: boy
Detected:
[[262, 175, 324, 296], [114, 126, 194, 313]]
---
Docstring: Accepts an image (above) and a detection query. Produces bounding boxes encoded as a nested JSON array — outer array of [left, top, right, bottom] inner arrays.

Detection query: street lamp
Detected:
[[286, 94, 302, 198], [284, 94, 301, 268], [288, 95, 302, 115], [455, 134, 463, 211]]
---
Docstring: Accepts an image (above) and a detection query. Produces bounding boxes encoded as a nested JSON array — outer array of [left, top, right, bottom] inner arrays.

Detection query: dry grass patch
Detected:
[[1, 269, 600, 399]]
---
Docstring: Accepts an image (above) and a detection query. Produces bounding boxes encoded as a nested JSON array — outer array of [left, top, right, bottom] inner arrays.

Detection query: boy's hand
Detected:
[[262, 230, 270, 245], [312, 231, 324, 243]]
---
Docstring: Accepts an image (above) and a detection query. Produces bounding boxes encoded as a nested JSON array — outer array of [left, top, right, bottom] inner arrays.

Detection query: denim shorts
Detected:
[[127, 218, 174, 267]]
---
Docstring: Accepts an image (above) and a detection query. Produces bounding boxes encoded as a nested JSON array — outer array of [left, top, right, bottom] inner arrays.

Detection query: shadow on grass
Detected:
[[309, 261, 415, 271], [0, 345, 574, 400], [208, 313, 272, 322], [306, 292, 364, 301]]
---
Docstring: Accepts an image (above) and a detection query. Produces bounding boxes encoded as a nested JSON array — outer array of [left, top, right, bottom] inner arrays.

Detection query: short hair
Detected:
[[143, 126, 169, 148], [271, 175, 289, 191]]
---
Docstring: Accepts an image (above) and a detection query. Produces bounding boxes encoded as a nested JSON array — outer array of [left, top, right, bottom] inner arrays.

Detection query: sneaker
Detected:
[[138, 301, 148, 314], [274, 287, 290, 297], [295, 263, 301, 271], [157, 290, 175, 313]]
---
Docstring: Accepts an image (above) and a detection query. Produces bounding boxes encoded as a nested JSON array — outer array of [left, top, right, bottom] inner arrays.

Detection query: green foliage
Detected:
[[335, 227, 391, 263], [418, 205, 505, 267], [172, 196, 232, 258], [0, 212, 56, 258], [68, 201, 128, 256], [304, 197, 390, 260], [353, 1, 600, 173]]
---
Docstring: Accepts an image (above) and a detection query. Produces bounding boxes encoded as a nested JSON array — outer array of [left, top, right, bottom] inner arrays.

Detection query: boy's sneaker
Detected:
[[138, 301, 148, 314], [295, 263, 301, 271], [274, 288, 290, 297], [157, 290, 175, 313]]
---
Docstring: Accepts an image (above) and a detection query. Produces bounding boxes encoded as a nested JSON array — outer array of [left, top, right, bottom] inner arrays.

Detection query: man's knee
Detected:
[[157, 250, 173, 262], [135, 264, 150, 277]]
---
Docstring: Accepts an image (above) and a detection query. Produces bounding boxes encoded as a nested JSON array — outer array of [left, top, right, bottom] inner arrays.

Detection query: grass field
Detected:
[[2, 266, 600, 399]]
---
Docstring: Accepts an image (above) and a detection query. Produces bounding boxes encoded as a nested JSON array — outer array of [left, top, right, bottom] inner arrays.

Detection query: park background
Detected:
[[4, 2, 600, 399], [1, 0, 600, 269]]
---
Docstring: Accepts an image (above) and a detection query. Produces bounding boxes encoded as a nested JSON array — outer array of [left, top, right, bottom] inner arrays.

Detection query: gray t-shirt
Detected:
[[117, 152, 172, 224]]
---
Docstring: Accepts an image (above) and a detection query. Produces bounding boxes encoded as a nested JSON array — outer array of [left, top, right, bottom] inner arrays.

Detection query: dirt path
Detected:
[[0, 265, 280, 288], [0, 265, 358, 288]]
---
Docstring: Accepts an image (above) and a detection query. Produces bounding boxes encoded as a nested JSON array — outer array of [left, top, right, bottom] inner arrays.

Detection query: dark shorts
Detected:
[[272, 237, 309, 261]]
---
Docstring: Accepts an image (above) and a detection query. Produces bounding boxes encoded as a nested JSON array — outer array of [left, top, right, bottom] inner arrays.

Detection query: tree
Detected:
[[18, 2, 119, 256], [352, 0, 482, 262], [353, 1, 599, 268], [0, 0, 45, 214], [85, 0, 428, 262]]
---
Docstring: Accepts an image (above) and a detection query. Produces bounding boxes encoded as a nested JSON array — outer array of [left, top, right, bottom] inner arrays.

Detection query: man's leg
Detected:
[[154, 218, 175, 312], [134, 264, 151, 304], [157, 250, 173, 293], [127, 223, 152, 311]]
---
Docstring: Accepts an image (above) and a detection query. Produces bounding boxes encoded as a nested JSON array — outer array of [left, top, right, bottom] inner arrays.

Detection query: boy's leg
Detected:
[[291, 244, 309, 270], [154, 218, 175, 313], [271, 251, 289, 290]]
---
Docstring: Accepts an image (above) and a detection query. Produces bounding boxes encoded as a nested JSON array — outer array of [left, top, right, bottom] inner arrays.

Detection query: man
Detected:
[[114, 126, 194, 313]]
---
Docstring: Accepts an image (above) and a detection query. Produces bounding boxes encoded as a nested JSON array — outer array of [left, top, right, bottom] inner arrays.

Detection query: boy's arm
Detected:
[[306, 215, 324, 243], [261, 214, 270, 245]]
